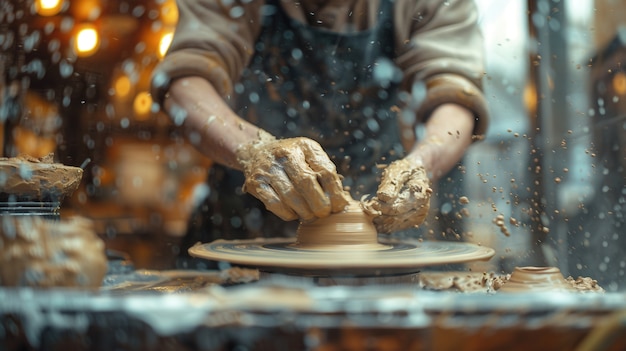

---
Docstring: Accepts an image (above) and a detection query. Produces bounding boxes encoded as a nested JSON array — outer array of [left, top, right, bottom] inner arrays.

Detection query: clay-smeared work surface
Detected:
[[419, 267, 604, 293]]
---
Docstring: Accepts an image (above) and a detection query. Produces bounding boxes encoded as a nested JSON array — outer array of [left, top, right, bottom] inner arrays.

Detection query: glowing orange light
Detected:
[[114, 75, 132, 99], [133, 92, 153, 120], [13, 127, 56, 158], [524, 82, 537, 114], [74, 0, 101, 21], [74, 25, 100, 57], [613, 72, 626, 96], [35, 0, 63, 16], [161, 0, 179, 26], [158, 32, 174, 58]]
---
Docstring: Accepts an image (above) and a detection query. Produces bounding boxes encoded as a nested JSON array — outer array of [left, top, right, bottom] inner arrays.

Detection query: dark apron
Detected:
[[177, 0, 405, 266]]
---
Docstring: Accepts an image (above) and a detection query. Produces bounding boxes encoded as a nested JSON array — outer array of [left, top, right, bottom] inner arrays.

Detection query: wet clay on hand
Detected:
[[236, 132, 351, 222], [0, 216, 107, 288], [362, 159, 431, 234]]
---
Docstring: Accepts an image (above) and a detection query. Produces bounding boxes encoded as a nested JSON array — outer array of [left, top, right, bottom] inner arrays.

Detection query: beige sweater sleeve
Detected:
[[150, 1, 264, 104], [151, 0, 489, 136], [394, 0, 489, 137]]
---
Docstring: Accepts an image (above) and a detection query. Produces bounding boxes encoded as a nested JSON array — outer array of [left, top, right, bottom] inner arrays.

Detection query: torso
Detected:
[[181, 0, 406, 250], [229, 0, 404, 196]]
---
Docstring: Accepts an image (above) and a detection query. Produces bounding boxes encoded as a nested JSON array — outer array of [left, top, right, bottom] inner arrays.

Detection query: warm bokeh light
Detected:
[[612, 71, 626, 95], [158, 32, 174, 59], [133, 92, 153, 119], [114, 75, 132, 99], [74, 0, 101, 21], [161, 0, 179, 26], [524, 82, 537, 114], [13, 127, 56, 158], [74, 25, 100, 57], [35, 0, 63, 16]]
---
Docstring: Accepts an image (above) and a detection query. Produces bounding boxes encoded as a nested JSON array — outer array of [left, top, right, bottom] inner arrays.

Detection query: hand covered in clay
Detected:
[[363, 159, 432, 234], [236, 131, 351, 222]]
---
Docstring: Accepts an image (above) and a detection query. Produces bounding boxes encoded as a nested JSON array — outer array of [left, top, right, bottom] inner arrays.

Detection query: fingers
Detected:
[[366, 161, 432, 233], [377, 177, 431, 215], [300, 139, 351, 213], [373, 205, 430, 234], [244, 160, 321, 221], [240, 136, 349, 222], [243, 173, 299, 221], [269, 165, 319, 221], [278, 149, 331, 219], [376, 159, 412, 202]]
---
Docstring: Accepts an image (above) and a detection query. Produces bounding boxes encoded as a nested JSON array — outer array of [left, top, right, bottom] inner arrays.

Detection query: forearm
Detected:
[[404, 103, 475, 181], [163, 76, 263, 170]]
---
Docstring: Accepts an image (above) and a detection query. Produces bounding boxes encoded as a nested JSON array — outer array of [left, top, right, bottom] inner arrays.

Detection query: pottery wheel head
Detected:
[[189, 201, 496, 276]]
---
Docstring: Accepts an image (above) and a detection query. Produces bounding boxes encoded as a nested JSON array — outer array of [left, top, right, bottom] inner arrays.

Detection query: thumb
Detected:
[[377, 159, 413, 202]]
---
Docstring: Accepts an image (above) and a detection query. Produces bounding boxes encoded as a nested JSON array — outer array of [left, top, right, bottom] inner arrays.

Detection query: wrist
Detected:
[[406, 136, 443, 175], [235, 129, 276, 169]]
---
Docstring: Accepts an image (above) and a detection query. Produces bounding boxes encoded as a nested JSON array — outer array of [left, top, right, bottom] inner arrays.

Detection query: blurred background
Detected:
[[1, 0, 625, 290]]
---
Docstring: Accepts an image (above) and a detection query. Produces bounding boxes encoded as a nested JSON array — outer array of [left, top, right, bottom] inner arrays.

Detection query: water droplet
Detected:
[[291, 48, 303, 60], [230, 6, 244, 18], [249, 92, 259, 103], [59, 60, 73, 78], [366, 118, 380, 133]]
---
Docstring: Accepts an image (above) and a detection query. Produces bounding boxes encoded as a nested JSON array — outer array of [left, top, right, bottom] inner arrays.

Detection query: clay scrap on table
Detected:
[[418, 271, 604, 293], [0, 153, 83, 201], [0, 215, 107, 288]]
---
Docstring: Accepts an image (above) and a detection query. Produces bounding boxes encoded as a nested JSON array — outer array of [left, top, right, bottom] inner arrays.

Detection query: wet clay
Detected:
[[0, 216, 107, 288], [362, 159, 431, 234], [566, 276, 604, 293], [236, 133, 351, 222], [211, 154, 486, 272], [419, 268, 604, 293], [190, 196, 494, 274], [293, 200, 390, 251], [419, 271, 509, 293], [0, 154, 83, 200], [498, 266, 575, 293]]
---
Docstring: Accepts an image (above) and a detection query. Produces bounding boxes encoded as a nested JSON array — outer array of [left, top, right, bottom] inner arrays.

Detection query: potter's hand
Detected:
[[236, 131, 351, 222], [363, 159, 432, 234]]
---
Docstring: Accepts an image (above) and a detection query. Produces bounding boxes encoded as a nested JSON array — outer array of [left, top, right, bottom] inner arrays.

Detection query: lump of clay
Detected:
[[294, 200, 388, 251], [0, 216, 107, 288], [497, 266, 576, 293], [0, 153, 83, 201]]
